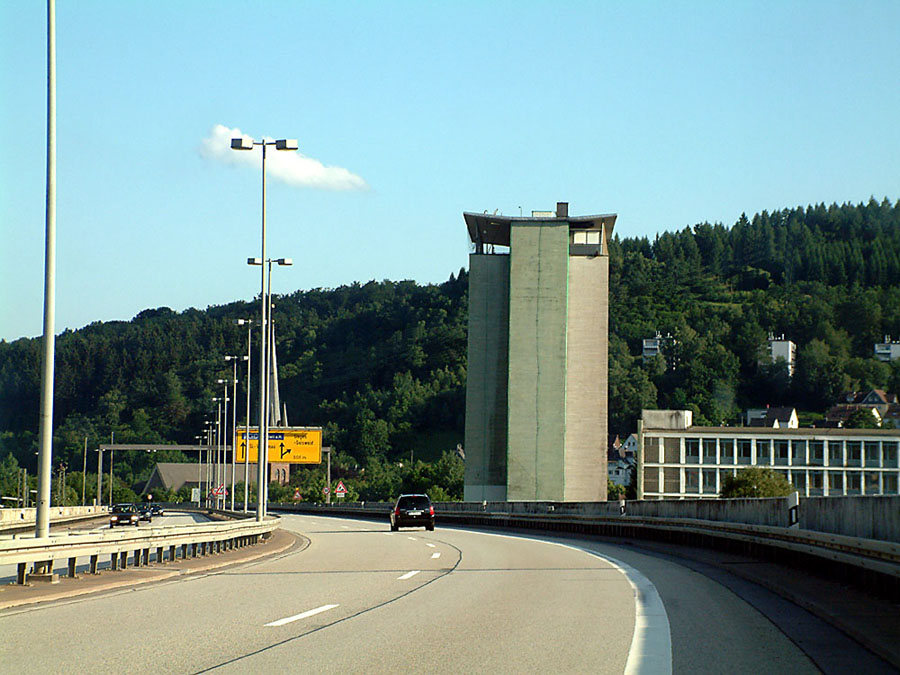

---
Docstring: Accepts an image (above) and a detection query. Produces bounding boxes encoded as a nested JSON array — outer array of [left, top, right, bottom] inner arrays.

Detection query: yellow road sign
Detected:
[[236, 427, 322, 464]]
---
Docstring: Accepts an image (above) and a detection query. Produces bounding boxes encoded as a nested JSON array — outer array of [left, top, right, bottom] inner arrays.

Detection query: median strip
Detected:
[[266, 604, 339, 627]]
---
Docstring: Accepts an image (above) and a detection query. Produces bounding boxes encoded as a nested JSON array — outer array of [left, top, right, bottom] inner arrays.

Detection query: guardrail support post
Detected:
[[120, 551, 127, 569], [67, 557, 77, 578], [111, 553, 119, 571], [133, 549, 141, 567], [17, 562, 27, 585], [90, 554, 99, 574], [169, 545, 176, 561], [157, 546, 164, 563], [142, 549, 149, 566], [192, 543, 198, 558]]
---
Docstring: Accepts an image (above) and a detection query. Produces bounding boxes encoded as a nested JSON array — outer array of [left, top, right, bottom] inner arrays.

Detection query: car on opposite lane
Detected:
[[138, 504, 153, 522], [390, 493, 435, 531], [150, 503, 165, 517], [109, 503, 140, 528]]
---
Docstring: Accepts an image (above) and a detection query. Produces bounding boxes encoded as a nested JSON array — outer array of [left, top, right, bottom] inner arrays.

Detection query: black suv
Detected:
[[390, 494, 434, 531]]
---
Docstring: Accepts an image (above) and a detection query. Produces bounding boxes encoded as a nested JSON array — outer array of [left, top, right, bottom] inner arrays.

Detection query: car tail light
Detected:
[[394, 507, 400, 516], [429, 506, 434, 516]]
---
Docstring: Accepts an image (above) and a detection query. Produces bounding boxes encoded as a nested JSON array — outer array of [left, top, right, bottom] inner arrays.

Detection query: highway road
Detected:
[[0, 513, 877, 673]]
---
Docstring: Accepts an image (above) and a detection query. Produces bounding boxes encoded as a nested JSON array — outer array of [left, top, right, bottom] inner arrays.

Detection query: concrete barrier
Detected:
[[1, 505, 107, 528]]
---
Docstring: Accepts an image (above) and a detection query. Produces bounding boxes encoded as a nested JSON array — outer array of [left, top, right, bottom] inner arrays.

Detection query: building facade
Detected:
[[463, 203, 615, 502], [638, 410, 900, 499]]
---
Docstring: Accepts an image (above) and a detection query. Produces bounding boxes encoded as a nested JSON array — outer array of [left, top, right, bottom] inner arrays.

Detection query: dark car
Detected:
[[109, 503, 140, 528], [390, 494, 434, 531], [150, 503, 165, 517], [138, 504, 153, 522]]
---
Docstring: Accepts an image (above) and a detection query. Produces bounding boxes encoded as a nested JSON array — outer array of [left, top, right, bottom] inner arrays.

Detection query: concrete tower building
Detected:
[[463, 203, 616, 502]]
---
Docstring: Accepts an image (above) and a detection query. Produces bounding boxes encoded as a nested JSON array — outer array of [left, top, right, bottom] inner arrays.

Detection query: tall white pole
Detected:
[[256, 142, 269, 522], [81, 436, 87, 505], [244, 323, 252, 513], [35, 0, 56, 543], [230, 373, 236, 511]]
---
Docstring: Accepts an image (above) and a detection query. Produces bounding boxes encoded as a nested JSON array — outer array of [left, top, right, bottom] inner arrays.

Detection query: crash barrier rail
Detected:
[[273, 497, 900, 600], [0, 511, 279, 585]]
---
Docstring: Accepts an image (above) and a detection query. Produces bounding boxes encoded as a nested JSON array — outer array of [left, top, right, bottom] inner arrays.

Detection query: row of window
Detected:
[[678, 438, 900, 468], [645, 467, 900, 497]]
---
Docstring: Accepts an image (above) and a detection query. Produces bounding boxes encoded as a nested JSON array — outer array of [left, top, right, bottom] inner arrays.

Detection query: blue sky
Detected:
[[2, 1, 898, 341]]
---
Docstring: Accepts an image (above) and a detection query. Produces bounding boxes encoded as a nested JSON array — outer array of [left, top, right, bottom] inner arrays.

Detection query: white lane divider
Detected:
[[266, 604, 339, 627], [398, 570, 421, 580], [426, 543, 436, 548], [407, 537, 417, 541], [431, 552, 441, 559]]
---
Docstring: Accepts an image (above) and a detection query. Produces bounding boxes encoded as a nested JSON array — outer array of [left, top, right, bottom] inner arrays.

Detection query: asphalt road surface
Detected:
[[0, 513, 841, 673]]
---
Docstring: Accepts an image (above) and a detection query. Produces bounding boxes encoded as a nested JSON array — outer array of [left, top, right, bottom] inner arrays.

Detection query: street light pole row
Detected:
[[231, 134, 297, 522]]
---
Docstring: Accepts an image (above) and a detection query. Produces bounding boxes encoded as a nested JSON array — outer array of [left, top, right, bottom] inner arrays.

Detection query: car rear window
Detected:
[[398, 496, 430, 510]]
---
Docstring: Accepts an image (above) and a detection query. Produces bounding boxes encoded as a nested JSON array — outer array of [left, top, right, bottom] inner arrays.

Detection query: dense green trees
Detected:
[[720, 467, 795, 498], [1, 198, 899, 500]]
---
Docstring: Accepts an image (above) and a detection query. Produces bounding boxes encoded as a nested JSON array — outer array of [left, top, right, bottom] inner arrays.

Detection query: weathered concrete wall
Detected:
[[564, 255, 608, 501], [507, 221, 569, 500], [801, 495, 900, 541], [0, 505, 106, 527], [464, 254, 510, 502]]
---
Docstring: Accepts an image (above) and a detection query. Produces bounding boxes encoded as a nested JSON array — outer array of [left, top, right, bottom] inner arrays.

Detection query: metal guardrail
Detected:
[[0, 512, 279, 584]]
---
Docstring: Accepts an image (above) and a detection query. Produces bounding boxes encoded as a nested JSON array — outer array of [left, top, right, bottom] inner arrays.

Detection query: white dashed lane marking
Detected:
[[266, 604, 339, 627], [398, 570, 421, 580]]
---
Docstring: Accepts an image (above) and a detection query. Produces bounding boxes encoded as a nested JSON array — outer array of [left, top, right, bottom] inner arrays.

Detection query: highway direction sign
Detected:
[[236, 427, 323, 464]]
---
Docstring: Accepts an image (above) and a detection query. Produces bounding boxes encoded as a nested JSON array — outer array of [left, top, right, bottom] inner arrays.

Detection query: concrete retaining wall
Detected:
[[0, 505, 107, 527], [275, 495, 900, 543]]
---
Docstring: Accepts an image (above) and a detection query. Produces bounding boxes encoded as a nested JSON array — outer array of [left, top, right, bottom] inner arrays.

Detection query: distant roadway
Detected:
[[0, 513, 889, 673]]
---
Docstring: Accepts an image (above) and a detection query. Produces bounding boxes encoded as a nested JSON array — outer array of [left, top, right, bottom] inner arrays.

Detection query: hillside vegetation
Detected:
[[1, 198, 899, 499]]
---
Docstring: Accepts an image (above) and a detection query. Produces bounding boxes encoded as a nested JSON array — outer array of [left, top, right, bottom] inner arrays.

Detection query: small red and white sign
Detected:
[[335, 481, 347, 498]]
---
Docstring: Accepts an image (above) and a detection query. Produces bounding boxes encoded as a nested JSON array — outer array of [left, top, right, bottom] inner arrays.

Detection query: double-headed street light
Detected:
[[232, 134, 297, 522], [233, 319, 254, 512], [220, 365, 244, 511], [248, 257, 292, 517], [211, 395, 228, 508]]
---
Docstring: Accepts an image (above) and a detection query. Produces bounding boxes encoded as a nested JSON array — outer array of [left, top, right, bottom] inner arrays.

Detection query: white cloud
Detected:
[[200, 124, 368, 191]]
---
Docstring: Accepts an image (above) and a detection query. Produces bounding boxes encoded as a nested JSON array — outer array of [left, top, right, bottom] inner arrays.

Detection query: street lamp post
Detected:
[[247, 256, 292, 515], [212, 396, 223, 508], [194, 434, 204, 505], [234, 319, 253, 512], [219, 372, 241, 511], [231, 134, 297, 522]]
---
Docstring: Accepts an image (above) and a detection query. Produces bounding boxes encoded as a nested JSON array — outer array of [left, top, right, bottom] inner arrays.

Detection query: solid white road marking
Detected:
[[431, 552, 441, 559], [407, 537, 417, 541], [266, 604, 339, 627], [461, 529, 672, 675], [426, 543, 436, 548], [398, 570, 421, 580]]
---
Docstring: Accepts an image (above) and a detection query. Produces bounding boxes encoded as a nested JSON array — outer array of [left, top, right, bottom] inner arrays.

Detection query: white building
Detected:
[[638, 409, 900, 499], [874, 337, 900, 362], [765, 334, 797, 377]]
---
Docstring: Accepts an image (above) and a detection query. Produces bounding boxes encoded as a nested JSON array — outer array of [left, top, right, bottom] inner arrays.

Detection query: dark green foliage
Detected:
[[720, 467, 795, 498]]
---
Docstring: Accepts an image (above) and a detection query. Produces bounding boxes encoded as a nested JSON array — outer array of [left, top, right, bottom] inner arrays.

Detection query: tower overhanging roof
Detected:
[[463, 211, 617, 247]]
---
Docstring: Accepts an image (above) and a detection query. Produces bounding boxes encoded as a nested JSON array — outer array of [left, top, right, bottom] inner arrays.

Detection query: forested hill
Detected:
[[1, 197, 899, 490]]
